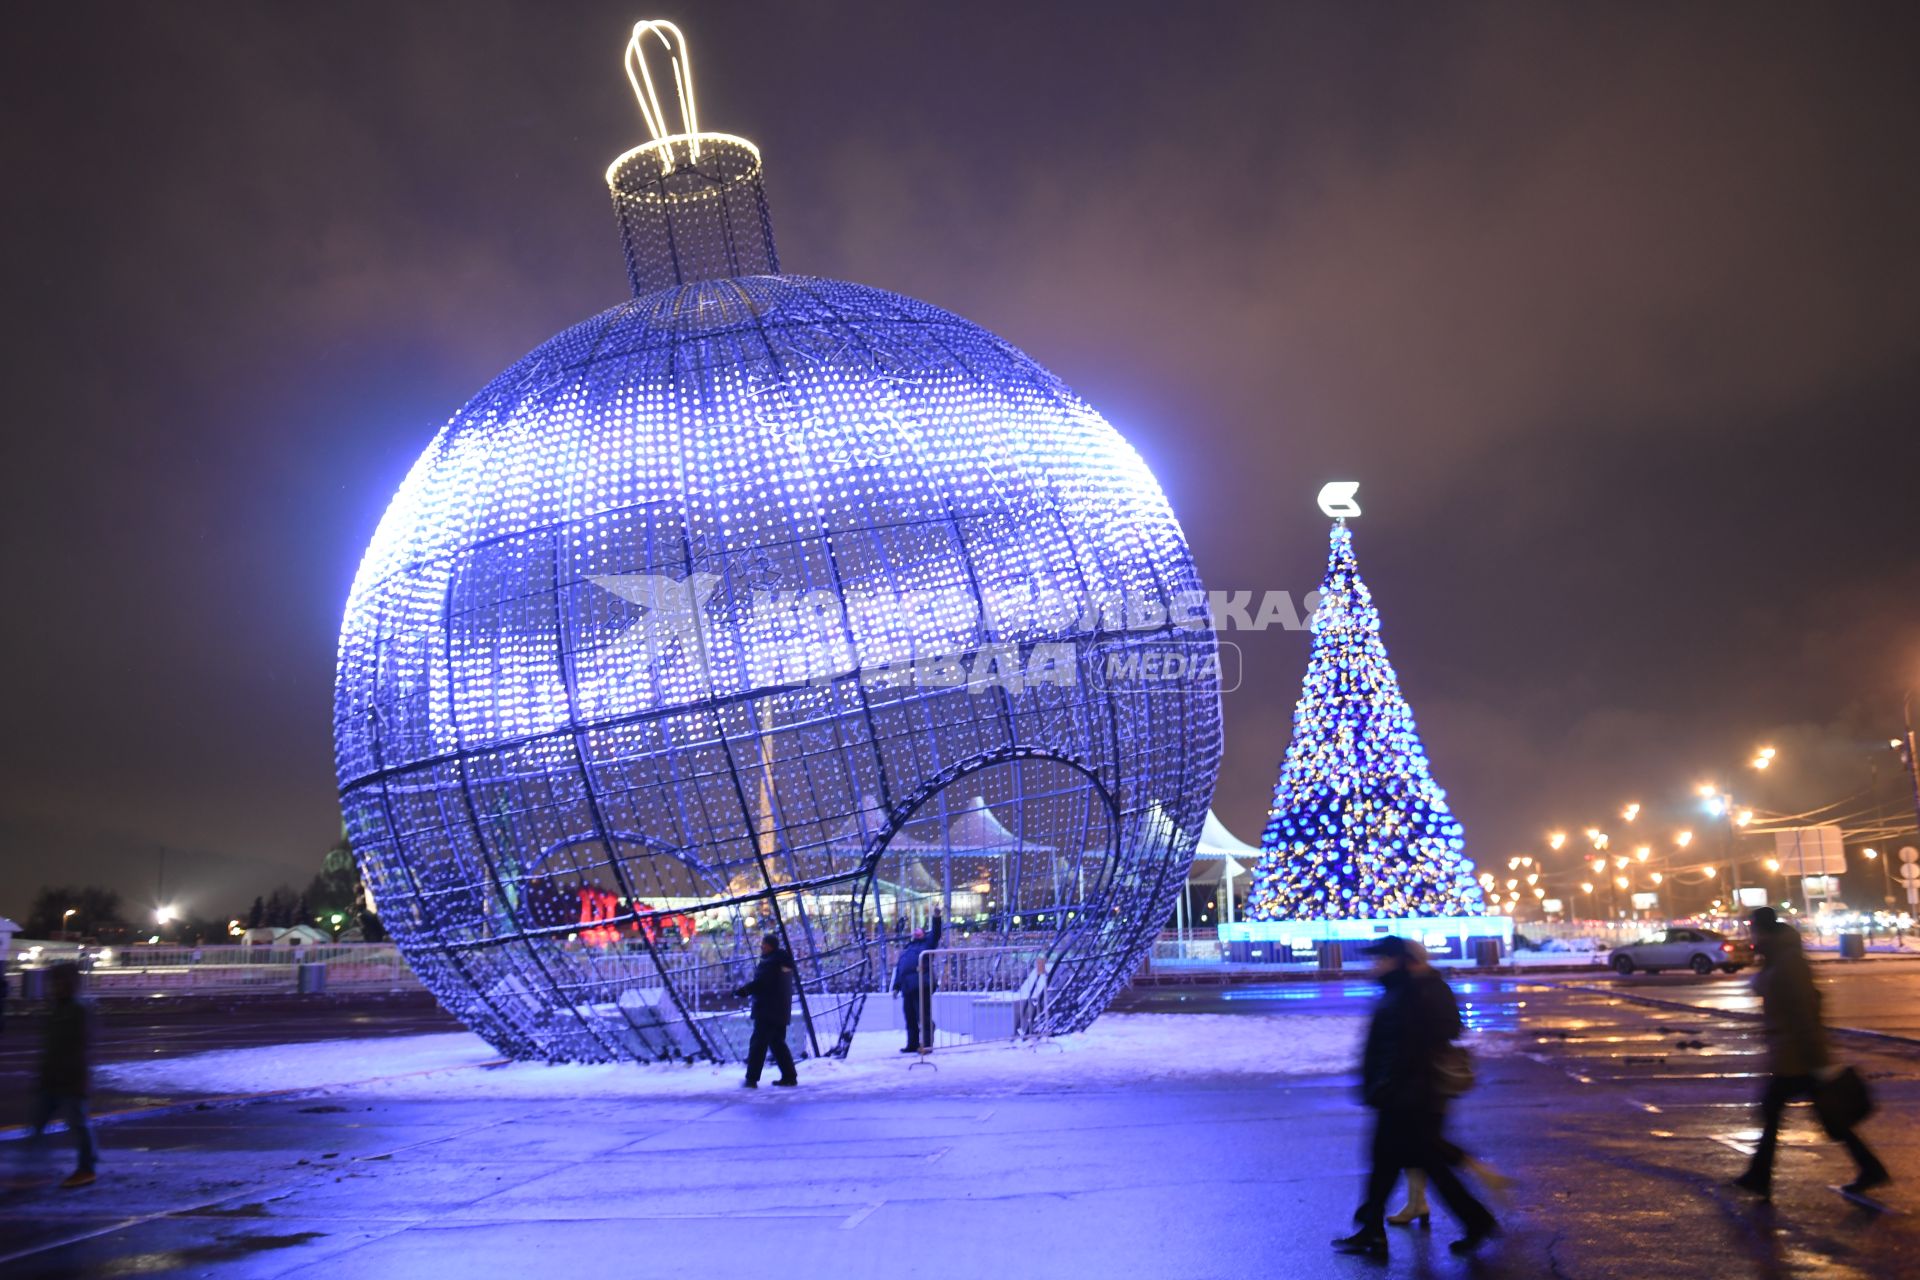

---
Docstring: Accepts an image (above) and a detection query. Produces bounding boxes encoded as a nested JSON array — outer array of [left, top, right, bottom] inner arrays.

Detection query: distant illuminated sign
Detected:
[[1774, 825, 1847, 876], [1316, 481, 1361, 519]]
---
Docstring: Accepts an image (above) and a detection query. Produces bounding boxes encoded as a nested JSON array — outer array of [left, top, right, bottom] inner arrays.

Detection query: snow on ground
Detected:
[[101, 1012, 1370, 1102]]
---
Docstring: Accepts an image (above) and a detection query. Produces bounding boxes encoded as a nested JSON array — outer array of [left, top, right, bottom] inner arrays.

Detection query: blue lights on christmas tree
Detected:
[[1245, 503, 1484, 921]]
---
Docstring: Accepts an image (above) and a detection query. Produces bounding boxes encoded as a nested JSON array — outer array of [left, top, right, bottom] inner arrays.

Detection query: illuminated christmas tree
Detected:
[[1245, 501, 1484, 921]]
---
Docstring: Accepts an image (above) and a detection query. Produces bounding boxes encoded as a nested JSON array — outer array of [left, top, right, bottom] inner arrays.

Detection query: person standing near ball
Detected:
[[734, 934, 798, 1089], [893, 910, 943, 1054]]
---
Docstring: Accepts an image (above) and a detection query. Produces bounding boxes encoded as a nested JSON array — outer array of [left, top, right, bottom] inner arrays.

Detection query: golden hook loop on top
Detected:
[[624, 20, 700, 173]]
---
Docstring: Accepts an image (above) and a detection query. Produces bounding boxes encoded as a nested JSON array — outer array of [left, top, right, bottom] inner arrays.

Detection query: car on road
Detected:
[[1609, 927, 1753, 975]]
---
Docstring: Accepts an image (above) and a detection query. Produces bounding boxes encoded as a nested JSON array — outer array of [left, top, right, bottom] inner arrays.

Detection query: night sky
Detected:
[[4, 2, 1919, 923]]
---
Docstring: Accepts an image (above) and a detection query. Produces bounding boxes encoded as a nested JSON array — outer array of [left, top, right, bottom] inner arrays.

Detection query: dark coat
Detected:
[[39, 997, 94, 1097], [1359, 965, 1455, 1111], [1752, 924, 1828, 1076], [893, 915, 943, 995], [736, 949, 795, 1027]]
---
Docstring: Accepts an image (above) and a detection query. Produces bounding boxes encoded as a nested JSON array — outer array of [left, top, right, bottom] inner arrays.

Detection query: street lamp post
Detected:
[[1900, 692, 1920, 848]]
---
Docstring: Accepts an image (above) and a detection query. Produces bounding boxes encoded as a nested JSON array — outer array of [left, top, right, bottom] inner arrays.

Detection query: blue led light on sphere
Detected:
[[333, 24, 1222, 1064]]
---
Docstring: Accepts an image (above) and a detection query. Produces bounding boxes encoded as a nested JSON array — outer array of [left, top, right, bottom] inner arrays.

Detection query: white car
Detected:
[[1608, 927, 1753, 975]]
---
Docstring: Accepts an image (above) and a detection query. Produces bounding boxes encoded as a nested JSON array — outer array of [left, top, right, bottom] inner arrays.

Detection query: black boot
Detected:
[[1448, 1221, 1501, 1255], [1330, 1228, 1387, 1258], [1843, 1166, 1890, 1197]]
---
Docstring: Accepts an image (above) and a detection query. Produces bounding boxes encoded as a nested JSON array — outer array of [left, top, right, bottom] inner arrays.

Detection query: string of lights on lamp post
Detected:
[[1516, 744, 1790, 925], [1524, 734, 1920, 932]]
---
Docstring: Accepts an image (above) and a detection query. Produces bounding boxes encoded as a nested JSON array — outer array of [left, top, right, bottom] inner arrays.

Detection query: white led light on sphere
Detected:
[[334, 21, 1222, 1064]]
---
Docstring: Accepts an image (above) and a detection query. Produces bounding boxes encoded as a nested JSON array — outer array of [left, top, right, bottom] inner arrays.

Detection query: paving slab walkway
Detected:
[[0, 980, 1913, 1279]]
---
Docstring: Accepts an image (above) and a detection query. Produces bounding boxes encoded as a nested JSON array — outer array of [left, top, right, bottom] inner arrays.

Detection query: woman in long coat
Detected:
[[1734, 909, 1887, 1198]]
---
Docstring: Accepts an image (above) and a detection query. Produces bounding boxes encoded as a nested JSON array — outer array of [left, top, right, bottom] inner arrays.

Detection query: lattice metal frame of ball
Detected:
[[334, 20, 1223, 1064]]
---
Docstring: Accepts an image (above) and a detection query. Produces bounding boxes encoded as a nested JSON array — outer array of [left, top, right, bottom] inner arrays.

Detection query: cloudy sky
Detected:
[[4, 2, 1918, 920]]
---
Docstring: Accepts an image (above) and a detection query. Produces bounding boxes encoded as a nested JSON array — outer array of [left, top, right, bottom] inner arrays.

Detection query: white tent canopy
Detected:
[[1171, 810, 1261, 932]]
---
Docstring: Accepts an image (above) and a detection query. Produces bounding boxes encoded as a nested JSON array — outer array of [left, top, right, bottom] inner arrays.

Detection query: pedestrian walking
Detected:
[[893, 910, 942, 1054], [32, 962, 98, 1188], [1732, 908, 1888, 1200], [1332, 936, 1498, 1259], [733, 934, 798, 1089], [1387, 942, 1516, 1228]]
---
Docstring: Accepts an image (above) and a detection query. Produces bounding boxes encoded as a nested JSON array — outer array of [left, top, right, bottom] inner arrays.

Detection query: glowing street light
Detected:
[[1580, 882, 1595, 894], [1863, 847, 1880, 860], [1676, 830, 1695, 849], [1765, 857, 1781, 873], [1614, 876, 1629, 890], [1635, 845, 1651, 862], [1703, 866, 1718, 879], [1621, 802, 1641, 822], [1735, 809, 1754, 827], [1548, 831, 1567, 850], [1592, 857, 1608, 875], [155, 905, 178, 925], [1751, 746, 1777, 770], [1650, 872, 1664, 885], [1696, 782, 1717, 799], [1526, 873, 1539, 886]]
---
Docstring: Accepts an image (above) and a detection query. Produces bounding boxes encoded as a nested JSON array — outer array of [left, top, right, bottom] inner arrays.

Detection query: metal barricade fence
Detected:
[[912, 944, 1054, 1053], [6, 943, 418, 995]]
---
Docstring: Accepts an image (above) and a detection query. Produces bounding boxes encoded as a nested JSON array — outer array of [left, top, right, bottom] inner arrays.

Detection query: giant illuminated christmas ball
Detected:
[[334, 22, 1221, 1064]]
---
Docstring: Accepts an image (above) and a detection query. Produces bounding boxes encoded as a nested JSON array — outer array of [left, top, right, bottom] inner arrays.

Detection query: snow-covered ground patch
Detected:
[[101, 1012, 1368, 1101]]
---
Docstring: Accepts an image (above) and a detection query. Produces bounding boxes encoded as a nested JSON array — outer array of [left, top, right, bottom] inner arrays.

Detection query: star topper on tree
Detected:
[[1245, 485, 1485, 921]]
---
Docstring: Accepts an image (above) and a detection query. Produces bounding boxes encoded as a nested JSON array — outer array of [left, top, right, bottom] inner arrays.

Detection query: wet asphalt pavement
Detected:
[[0, 971, 1914, 1279], [0, 993, 461, 1130]]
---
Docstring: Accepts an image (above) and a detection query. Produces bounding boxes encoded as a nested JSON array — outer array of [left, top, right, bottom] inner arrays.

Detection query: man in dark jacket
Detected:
[[892, 910, 942, 1054], [1734, 908, 1887, 1198], [1333, 936, 1496, 1259], [733, 934, 798, 1088], [33, 962, 98, 1187]]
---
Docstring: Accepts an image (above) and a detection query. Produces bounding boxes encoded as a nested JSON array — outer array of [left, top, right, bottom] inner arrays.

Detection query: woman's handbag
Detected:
[[1435, 1043, 1476, 1098], [1813, 1065, 1874, 1138]]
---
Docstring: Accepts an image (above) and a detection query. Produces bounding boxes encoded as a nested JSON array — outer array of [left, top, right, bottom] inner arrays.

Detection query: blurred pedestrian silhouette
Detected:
[[31, 962, 97, 1188], [734, 934, 798, 1088], [1733, 907, 1888, 1200], [1332, 936, 1497, 1259], [1388, 941, 1515, 1227], [893, 910, 942, 1054]]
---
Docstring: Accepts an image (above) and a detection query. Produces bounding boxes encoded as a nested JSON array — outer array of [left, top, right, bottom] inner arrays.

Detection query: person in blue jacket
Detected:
[[893, 910, 942, 1054]]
